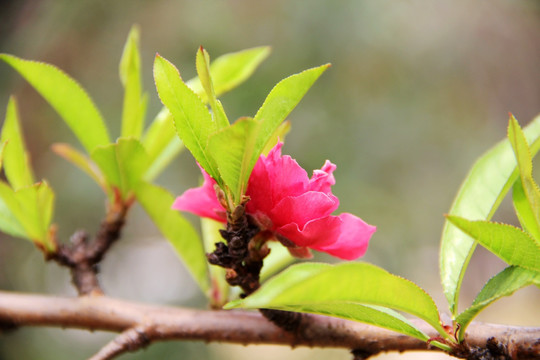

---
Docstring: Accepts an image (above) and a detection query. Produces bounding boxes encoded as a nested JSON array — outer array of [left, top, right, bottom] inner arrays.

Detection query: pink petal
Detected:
[[172, 170, 226, 222], [315, 213, 376, 260], [261, 142, 309, 200], [308, 160, 336, 194], [270, 191, 339, 229], [277, 215, 342, 248]]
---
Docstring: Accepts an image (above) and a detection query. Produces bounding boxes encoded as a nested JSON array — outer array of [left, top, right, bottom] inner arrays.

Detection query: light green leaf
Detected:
[[226, 262, 447, 339], [0, 181, 56, 251], [187, 46, 271, 100], [455, 266, 540, 341], [440, 114, 540, 315], [201, 217, 229, 307], [513, 180, 540, 240], [51, 143, 107, 192], [115, 138, 149, 190], [1, 97, 35, 190], [0, 181, 26, 239], [508, 115, 540, 237], [0, 54, 110, 153], [195, 47, 229, 129], [134, 181, 209, 293], [252, 64, 329, 169], [91, 144, 121, 197], [447, 216, 540, 272], [91, 138, 149, 199], [141, 108, 184, 181], [0, 141, 6, 171], [208, 117, 260, 204], [153, 54, 220, 183], [120, 25, 147, 139], [262, 120, 291, 156]]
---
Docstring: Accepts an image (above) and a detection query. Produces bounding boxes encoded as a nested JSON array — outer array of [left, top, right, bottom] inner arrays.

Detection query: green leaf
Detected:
[[0, 181, 27, 239], [0, 181, 56, 251], [0, 54, 110, 153], [195, 47, 228, 129], [120, 25, 147, 139], [91, 138, 149, 199], [0, 141, 6, 172], [187, 46, 271, 100], [455, 266, 540, 341], [252, 64, 329, 168], [226, 262, 447, 339], [134, 181, 209, 293], [201, 217, 229, 307], [262, 120, 291, 156], [508, 115, 540, 237], [440, 114, 540, 315], [141, 108, 184, 181], [447, 216, 540, 272], [207, 117, 260, 204], [51, 143, 107, 193], [153, 54, 220, 183], [1, 97, 35, 190], [513, 180, 540, 240]]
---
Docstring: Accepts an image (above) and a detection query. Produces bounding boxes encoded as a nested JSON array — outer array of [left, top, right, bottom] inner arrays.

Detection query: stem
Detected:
[[44, 193, 130, 295], [0, 291, 538, 359]]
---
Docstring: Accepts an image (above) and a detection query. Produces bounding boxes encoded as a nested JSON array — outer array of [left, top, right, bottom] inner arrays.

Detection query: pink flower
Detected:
[[173, 143, 376, 260]]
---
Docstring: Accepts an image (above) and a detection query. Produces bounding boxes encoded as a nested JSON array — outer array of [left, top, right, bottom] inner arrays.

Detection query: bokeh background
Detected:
[[0, 1, 539, 359]]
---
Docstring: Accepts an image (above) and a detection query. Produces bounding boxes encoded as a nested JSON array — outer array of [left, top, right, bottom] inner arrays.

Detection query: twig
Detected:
[[88, 325, 150, 360], [45, 193, 130, 295], [0, 291, 538, 359]]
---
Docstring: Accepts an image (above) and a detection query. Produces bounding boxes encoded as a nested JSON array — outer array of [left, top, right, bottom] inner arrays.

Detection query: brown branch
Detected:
[[45, 193, 130, 295], [0, 291, 538, 359]]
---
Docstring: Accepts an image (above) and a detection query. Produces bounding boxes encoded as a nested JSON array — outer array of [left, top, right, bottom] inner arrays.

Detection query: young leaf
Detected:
[[226, 262, 448, 339], [115, 138, 150, 190], [0, 181, 56, 252], [51, 143, 107, 193], [195, 47, 228, 128], [1, 97, 35, 190], [0, 54, 110, 153], [201, 217, 229, 307], [513, 180, 540, 240], [440, 114, 540, 315], [0, 141, 6, 171], [153, 54, 221, 183], [262, 120, 291, 156], [134, 180, 209, 293], [91, 138, 149, 199], [0, 182, 27, 239], [447, 216, 540, 272], [252, 64, 329, 170], [455, 266, 540, 341], [207, 117, 260, 204], [120, 25, 147, 139], [187, 46, 271, 100], [141, 108, 184, 181], [508, 115, 540, 235]]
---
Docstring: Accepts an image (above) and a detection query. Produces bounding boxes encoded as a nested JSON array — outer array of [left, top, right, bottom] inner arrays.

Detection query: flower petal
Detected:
[[172, 170, 226, 222], [308, 160, 336, 194], [262, 142, 309, 199], [277, 215, 342, 248], [314, 213, 376, 260], [270, 191, 338, 229]]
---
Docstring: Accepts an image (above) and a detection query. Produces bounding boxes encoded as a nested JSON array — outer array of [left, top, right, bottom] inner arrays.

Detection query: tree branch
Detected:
[[0, 291, 538, 359]]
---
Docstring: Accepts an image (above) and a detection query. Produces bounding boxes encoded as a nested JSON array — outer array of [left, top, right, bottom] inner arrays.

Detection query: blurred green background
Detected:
[[0, 1, 539, 359]]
